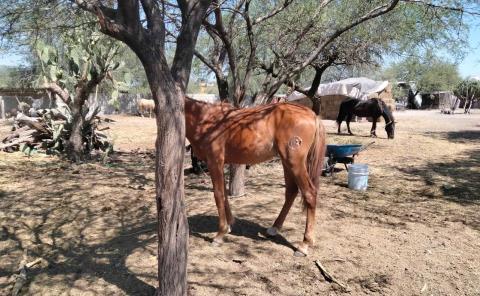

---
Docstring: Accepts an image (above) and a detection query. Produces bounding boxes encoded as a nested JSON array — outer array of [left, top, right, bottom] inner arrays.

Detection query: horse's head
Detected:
[[385, 121, 395, 139]]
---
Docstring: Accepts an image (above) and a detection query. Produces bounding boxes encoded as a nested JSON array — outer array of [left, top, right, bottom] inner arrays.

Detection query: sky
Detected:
[[457, 22, 480, 79], [0, 19, 479, 79]]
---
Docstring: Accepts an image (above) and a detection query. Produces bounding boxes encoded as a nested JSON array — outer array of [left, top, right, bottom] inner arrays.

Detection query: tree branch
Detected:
[[42, 82, 71, 105], [194, 49, 222, 78], [269, 0, 400, 95], [171, 0, 213, 91], [252, 0, 295, 26], [402, 0, 480, 16]]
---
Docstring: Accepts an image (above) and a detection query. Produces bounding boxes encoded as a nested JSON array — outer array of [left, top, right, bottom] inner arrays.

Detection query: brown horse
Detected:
[[185, 97, 326, 256]]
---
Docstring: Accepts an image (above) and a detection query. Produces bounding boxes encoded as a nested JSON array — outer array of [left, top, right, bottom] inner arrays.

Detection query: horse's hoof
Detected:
[[266, 227, 278, 237], [211, 239, 222, 247], [227, 225, 232, 234], [294, 250, 307, 257], [294, 243, 309, 257]]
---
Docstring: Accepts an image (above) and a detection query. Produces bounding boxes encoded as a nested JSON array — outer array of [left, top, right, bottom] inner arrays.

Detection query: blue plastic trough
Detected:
[[326, 144, 363, 158]]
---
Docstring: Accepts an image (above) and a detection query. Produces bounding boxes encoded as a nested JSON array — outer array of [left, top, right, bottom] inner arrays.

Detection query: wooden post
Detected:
[[1, 96, 5, 120]]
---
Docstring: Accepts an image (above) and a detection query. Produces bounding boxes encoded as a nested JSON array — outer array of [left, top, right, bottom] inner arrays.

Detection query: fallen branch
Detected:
[[0, 135, 35, 149], [315, 260, 349, 291], [12, 256, 42, 296], [15, 113, 49, 134]]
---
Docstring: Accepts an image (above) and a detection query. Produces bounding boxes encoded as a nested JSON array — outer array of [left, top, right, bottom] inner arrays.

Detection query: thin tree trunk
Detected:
[[311, 99, 321, 115], [216, 76, 230, 101], [66, 99, 85, 162], [466, 97, 474, 114], [142, 52, 188, 296], [229, 164, 246, 197]]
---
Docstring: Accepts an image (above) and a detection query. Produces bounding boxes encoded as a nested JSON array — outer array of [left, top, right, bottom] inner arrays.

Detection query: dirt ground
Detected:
[[0, 109, 479, 296]]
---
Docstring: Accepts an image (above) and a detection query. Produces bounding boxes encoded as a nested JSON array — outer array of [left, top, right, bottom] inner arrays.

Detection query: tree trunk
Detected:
[[466, 98, 474, 114], [311, 98, 321, 115], [141, 52, 188, 296], [66, 99, 85, 162], [216, 76, 230, 101], [229, 164, 246, 197]]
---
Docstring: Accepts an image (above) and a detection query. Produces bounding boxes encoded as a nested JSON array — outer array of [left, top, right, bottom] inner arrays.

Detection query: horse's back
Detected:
[[218, 103, 318, 164]]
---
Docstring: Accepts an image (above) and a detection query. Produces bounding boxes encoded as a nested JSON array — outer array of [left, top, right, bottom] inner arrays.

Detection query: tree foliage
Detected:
[[382, 52, 461, 93], [455, 79, 480, 99], [192, 0, 478, 105], [454, 78, 480, 113]]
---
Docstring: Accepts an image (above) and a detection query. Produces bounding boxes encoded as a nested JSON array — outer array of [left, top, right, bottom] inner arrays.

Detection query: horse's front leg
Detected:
[[207, 158, 232, 246], [370, 117, 378, 137]]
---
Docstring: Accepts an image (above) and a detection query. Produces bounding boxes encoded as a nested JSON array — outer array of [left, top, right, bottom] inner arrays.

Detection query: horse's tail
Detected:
[[307, 116, 326, 196]]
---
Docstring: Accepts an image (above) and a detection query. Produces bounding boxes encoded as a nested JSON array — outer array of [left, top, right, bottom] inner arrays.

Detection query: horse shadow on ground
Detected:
[[188, 215, 295, 252]]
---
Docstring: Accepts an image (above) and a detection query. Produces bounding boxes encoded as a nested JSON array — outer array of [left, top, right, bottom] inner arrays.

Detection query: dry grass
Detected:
[[1, 110, 479, 295]]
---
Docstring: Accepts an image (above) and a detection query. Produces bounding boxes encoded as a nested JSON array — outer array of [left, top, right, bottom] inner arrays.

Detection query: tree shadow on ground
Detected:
[[424, 130, 480, 144], [399, 130, 480, 204], [0, 153, 158, 295]]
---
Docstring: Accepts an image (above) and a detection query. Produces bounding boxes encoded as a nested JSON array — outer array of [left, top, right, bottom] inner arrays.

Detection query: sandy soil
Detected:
[[0, 109, 479, 296]]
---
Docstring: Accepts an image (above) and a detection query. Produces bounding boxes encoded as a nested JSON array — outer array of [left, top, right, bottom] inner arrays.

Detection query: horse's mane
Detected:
[[379, 99, 394, 122]]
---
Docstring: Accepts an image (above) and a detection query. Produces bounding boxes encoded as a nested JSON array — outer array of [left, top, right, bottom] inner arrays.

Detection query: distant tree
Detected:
[[0, 65, 36, 87], [382, 52, 461, 94], [34, 26, 124, 161], [454, 79, 480, 114]]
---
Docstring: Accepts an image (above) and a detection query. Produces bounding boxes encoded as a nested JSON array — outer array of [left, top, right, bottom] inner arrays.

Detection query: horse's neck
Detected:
[[380, 103, 393, 123], [185, 98, 203, 140]]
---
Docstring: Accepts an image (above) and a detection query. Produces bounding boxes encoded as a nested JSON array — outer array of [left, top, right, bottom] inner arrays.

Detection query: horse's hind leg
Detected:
[[279, 152, 317, 257], [267, 164, 298, 236], [291, 167, 317, 257], [223, 181, 234, 227]]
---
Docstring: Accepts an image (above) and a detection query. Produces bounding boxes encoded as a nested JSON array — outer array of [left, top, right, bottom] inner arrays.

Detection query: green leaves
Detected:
[[382, 52, 461, 94], [454, 79, 480, 100]]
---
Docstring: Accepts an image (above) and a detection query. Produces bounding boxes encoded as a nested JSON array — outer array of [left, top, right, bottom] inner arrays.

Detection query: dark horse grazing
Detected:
[[336, 97, 395, 139], [185, 97, 326, 256]]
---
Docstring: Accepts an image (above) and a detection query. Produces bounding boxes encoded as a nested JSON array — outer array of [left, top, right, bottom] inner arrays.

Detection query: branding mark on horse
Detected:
[[288, 136, 302, 149]]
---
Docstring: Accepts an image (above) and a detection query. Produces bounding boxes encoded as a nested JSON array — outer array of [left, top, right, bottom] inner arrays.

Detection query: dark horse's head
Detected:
[[385, 120, 395, 139], [381, 100, 395, 139]]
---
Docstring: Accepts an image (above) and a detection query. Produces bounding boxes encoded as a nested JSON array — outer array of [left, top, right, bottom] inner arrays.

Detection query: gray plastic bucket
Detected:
[[348, 164, 369, 191]]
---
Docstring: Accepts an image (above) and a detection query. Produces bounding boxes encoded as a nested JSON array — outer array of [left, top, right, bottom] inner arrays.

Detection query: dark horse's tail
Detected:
[[336, 98, 358, 126], [307, 116, 326, 194], [336, 101, 348, 126]]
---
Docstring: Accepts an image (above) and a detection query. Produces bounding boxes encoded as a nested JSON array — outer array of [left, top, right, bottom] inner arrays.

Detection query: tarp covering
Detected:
[[187, 93, 219, 103], [287, 77, 389, 101]]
